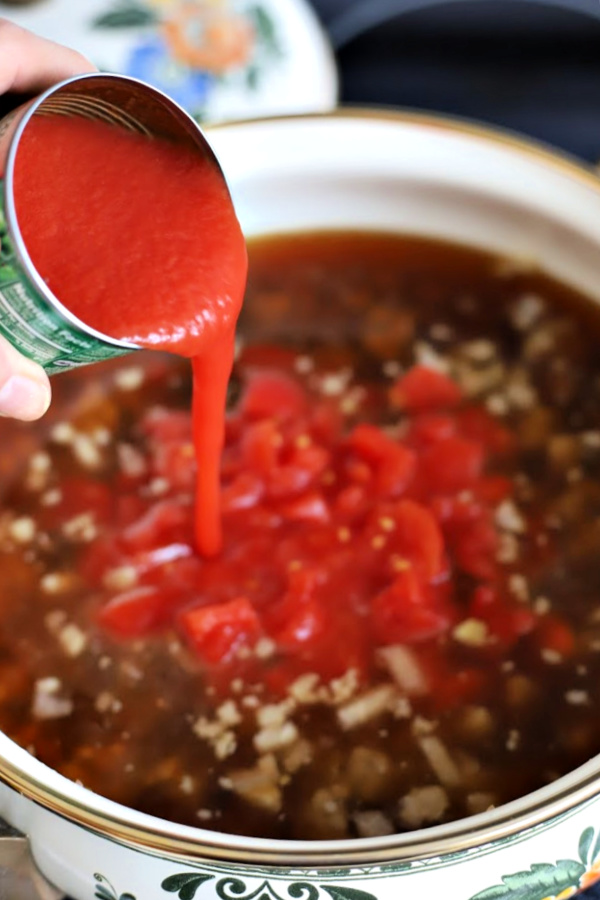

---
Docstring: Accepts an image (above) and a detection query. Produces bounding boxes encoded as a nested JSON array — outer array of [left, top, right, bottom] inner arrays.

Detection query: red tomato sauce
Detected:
[[13, 114, 247, 556]]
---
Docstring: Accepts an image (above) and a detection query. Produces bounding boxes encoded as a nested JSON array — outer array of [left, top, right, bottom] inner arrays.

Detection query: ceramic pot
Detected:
[[3, 110, 600, 900]]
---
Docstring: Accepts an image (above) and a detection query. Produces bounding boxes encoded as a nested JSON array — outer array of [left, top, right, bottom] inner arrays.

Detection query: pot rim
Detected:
[[3, 106, 600, 868]]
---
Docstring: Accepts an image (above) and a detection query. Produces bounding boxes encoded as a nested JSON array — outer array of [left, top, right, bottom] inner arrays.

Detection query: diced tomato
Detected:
[[421, 436, 484, 494], [309, 401, 344, 444], [343, 458, 373, 486], [221, 472, 265, 513], [457, 407, 515, 458], [85, 348, 538, 713], [87, 538, 199, 596], [534, 614, 576, 659], [409, 413, 457, 445], [115, 493, 147, 527], [432, 666, 488, 710], [373, 595, 450, 645], [371, 569, 451, 644], [157, 554, 204, 593], [98, 584, 175, 638], [334, 484, 370, 523], [270, 567, 323, 611], [475, 476, 513, 505], [263, 661, 300, 695], [279, 490, 330, 524], [470, 585, 535, 647], [432, 494, 485, 527], [240, 419, 281, 473], [511, 607, 537, 637], [287, 442, 330, 483], [376, 443, 417, 498], [272, 598, 327, 650], [266, 568, 327, 648], [385, 499, 446, 581], [224, 410, 245, 449], [266, 443, 330, 500], [240, 370, 309, 422], [120, 500, 190, 552], [239, 506, 283, 531], [314, 614, 371, 682], [390, 365, 462, 412], [453, 517, 498, 580], [347, 423, 400, 463], [267, 464, 317, 499], [492, 606, 536, 646], [129, 542, 193, 577], [469, 583, 497, 613], [347, 424, 415, 497], [179, 596, 262, 665]]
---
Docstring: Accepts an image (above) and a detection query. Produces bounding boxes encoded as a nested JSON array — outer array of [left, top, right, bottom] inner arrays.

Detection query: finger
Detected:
[[0, 18, 96, 96], [0, 334, 51, 420]]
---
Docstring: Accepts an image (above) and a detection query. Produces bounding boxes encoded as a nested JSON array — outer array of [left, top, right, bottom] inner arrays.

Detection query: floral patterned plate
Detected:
[[0, 0, 338, 123]]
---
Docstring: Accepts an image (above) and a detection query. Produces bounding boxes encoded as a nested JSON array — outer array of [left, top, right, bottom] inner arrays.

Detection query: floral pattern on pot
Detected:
[[90, 0, 281, 119], [163, 876, 379, 900], [89, 824, 600, 900], [468, 825, 600, 899], [94, 871, 381, 900], [94, 872, 136, 900]]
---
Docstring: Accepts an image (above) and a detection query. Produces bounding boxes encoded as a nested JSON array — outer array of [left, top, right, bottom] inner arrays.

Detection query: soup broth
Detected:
[[0, 233, 599, 841]]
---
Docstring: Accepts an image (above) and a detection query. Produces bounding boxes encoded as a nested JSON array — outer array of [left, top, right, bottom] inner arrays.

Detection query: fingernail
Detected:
[[0, 375, 51, 421]]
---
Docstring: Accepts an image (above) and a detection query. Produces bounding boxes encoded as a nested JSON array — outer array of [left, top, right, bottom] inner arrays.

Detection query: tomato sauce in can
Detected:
[[0, 72, 236, 375]]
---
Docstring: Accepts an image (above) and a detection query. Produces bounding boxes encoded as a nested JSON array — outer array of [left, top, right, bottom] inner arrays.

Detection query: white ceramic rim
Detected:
[[2, 107, 600, 867]]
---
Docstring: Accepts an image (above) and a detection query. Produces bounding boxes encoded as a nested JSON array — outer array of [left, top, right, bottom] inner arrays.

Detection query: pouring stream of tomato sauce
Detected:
[[12, 115, 248, 556]]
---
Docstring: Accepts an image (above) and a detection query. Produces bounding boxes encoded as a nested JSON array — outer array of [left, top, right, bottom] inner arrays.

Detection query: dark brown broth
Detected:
[[0, 233, 600, 840]]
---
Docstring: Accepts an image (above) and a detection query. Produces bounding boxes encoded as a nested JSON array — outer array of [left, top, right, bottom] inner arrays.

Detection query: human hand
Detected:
[[0, 19, 96, 420], [0, 17, 95, 96]]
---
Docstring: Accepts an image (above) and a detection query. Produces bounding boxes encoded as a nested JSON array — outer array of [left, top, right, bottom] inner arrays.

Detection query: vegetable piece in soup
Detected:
[[1, 233, 600, 840]]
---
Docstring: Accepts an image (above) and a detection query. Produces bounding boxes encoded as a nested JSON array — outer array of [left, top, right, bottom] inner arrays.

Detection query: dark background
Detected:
[[310, 0, 600, 163]]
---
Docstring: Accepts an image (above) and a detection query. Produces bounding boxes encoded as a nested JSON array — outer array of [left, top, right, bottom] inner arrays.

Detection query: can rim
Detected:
[[3, 71, 223, 354]]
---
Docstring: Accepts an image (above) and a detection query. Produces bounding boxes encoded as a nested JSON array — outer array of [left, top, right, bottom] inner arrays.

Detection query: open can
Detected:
[[0, 73, 224, 374]]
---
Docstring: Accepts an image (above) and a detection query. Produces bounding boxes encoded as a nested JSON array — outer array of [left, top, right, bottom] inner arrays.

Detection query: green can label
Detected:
[[0, 182, 129, 375]]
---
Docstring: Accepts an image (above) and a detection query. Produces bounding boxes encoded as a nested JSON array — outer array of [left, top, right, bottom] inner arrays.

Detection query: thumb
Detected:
[[0, 334, 51, 420]]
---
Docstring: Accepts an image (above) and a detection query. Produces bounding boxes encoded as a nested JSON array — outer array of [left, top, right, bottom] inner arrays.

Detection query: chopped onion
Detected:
[[337, 684, 396, 730], [417, 734, 462, 787], [376, 645, 428, 696]]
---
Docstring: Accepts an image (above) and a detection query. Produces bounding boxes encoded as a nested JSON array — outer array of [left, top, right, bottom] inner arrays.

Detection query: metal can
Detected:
[[0, 73, 224, 374]]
